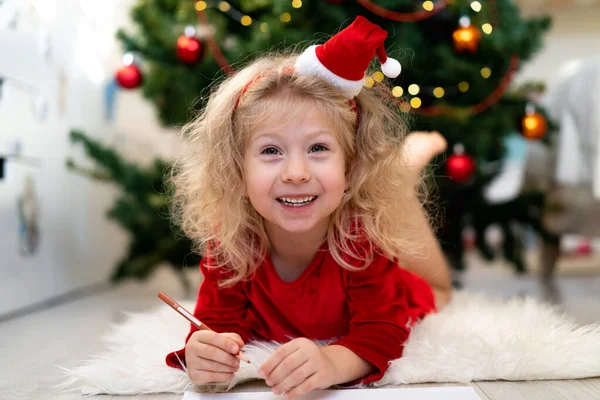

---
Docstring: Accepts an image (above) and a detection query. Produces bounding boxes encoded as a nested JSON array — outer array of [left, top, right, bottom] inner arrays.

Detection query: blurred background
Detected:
[[1, 0, 599, 322]]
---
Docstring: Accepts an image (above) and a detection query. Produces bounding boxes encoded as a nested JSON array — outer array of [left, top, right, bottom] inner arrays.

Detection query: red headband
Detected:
[[233, 67, 360, 127]]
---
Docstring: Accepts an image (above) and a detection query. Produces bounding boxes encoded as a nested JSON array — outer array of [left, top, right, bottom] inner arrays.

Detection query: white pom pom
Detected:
[[381, 57, 401, 78]]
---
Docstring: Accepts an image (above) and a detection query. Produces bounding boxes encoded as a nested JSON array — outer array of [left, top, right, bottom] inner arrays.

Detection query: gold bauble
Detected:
[[453, 25, 482, 53], [521, 112, 547, 140]]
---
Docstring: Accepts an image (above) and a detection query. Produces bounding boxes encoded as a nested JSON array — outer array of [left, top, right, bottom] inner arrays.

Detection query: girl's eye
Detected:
[[261, 147, 281, 155], [309, 144, 328, 153]]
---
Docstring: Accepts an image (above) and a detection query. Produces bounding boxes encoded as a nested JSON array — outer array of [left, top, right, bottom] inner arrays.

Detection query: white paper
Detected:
[[183, 386, 481, 400]]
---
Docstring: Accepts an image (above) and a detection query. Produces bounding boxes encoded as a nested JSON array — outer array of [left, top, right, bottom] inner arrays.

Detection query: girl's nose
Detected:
[[281, 155, 310, 183]]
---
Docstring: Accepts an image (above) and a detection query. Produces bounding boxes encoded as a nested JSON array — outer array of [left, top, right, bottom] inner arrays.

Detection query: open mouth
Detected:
[[276, 196, 318, 207]]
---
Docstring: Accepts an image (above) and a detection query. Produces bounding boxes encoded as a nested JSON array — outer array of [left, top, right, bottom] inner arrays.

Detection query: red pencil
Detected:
[[157, 292, 250, 364]]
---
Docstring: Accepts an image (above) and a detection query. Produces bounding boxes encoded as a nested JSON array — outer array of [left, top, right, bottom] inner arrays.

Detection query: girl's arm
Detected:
[[320, 345, 374, 384]]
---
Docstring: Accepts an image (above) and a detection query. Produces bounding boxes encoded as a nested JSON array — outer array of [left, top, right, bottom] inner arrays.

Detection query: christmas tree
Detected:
[[70, 0, 555, 286]]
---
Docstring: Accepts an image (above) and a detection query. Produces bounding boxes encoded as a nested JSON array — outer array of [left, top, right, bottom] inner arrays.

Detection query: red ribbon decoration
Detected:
[[356, 0, 449, 22]]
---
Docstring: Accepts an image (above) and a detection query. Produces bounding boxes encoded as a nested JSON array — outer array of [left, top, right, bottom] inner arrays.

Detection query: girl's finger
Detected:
[[189, 369, 234, 384], [272, 360, 314, 396], [259, 342, 300, 379], [265, 350, 309, 388], [194, 357, 240, 373], [200, 332, 243, 355], [221, 332, 245, 348], [195, 331, 243, 358], [283, 373, 319, 399], [192, 342, 240, 368]]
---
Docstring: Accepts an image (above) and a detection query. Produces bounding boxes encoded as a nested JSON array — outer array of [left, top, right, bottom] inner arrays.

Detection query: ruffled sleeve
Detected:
[[165, 255, 249, 370], [331, 252, 436, 385]]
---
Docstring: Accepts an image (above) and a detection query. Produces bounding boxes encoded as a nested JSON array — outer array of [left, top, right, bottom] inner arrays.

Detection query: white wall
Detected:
[[0, 0, 134, 317], [0, 0, 185, 318], [516, 6, 600, 91]]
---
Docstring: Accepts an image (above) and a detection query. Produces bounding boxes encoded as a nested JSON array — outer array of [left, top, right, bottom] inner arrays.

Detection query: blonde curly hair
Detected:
[[170, 53, 428, 286]]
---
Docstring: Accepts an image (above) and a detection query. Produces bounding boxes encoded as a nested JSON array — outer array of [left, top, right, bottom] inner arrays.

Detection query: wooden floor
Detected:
[[1, 251, 600, 400]]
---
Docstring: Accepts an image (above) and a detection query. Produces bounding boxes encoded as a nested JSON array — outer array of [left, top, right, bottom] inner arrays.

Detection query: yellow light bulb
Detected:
[[410, 97, 422, 109], [400, 102, 411, 113], [260, 23, 269, 33], [218, 1, 231, 12], [195, 1, 207, 11], [433, 87, 445, 98], [280, 12, 291, 22], [422, 1, 434, 11], [364, 77, 375, 88], [470, 1, 482, 12], [482, 23, 493, 35], [480, 67, 491, 79], [458, 81, 470, 92], [373, 72, 384, 82], [292, 0, 302, 8], [241, 16, 252, 26], [408, 84, 420, 95], [392, 86, 404, 97]]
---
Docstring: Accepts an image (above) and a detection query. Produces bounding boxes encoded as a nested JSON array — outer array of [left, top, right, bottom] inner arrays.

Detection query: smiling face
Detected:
[[243, 102, 347, 237]]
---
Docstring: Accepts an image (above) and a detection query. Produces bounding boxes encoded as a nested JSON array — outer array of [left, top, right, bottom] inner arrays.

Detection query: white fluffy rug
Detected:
[[59, 291, 600, 395]]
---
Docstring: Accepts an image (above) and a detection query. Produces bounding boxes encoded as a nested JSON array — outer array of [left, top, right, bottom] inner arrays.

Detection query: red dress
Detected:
[[166, 242, 436, 384]]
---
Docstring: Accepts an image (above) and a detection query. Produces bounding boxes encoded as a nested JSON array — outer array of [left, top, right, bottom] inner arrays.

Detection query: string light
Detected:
[[470, 1, 482, 12], [410, 97, 422, 108], [196, 0, 513, 117], [241, 15, 252, 26], [373, 72, 384, 82], [280, 12, 291, 22], [392, 86, 404, 97], [408, 84, 420, 95], [195, 1, 207, 11], [200, 0, 261, 29], [218, 1, 231, 12]]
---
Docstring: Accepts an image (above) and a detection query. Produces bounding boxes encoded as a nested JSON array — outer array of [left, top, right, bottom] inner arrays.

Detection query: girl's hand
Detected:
[[185, 330, 245, 385], [259, 338, 337, 399]]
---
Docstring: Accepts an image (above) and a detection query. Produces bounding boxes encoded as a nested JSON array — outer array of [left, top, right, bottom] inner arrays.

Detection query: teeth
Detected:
[[278, 196, 316, 205]]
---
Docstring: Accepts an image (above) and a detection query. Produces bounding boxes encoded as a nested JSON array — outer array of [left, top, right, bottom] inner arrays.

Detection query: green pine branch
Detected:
[[66, 130, 200, 290]]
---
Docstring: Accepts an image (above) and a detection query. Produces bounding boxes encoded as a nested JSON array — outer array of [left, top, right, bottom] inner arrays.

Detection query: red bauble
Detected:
[[115, 64, 142, 89], [446, 147, 476, 183], [176, 35, 203, 64]]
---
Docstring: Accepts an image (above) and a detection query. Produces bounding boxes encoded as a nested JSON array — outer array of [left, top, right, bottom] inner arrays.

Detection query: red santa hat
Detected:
[[294, 16, 401, 99]]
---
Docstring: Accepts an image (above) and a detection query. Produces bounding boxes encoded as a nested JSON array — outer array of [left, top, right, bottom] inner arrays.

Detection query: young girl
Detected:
[[166, 16, 451, 398]]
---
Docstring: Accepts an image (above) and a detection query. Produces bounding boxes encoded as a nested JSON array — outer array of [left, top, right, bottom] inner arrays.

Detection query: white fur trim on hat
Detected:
[[294, 45, 366, 99], [381, 57, 401, 78]]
